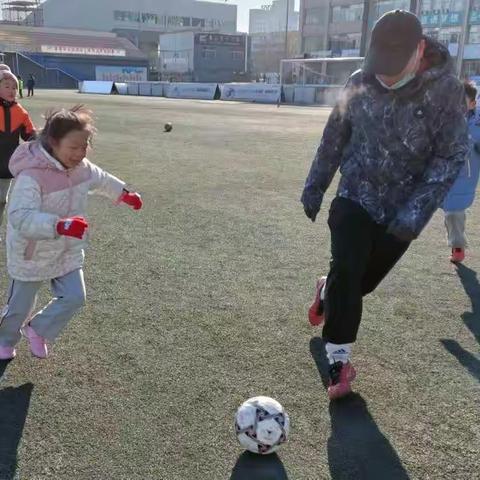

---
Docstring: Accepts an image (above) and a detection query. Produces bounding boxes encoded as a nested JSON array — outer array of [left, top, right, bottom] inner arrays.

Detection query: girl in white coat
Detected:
[[0, 105, 142, 360]]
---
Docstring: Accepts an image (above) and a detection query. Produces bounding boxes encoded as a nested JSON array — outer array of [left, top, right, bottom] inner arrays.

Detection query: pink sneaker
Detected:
[[450, 248, 465, 263], [0, 345, 16, 360], [22, 325, 48, 359], [308, 276, 327, 326], [328, 361, 357, 400]]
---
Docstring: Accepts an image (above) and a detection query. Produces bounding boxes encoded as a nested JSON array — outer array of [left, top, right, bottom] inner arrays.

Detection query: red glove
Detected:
[[57, 216, 88, 239], [119, 190, 142, 210]]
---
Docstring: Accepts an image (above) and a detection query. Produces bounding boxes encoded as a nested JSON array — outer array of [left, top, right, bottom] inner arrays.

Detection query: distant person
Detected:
[[301, 11, 469, 400], [0, 105, 143, 361], [0, 69, 35, 229], [27, 73, 35, 97], [17, 75, 23, 98], [442, 81, 480, 263]]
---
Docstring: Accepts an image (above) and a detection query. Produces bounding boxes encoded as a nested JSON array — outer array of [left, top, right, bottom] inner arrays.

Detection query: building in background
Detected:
[[39, 0, 237, 77], [0, 23, 147, 87], [249, 0, 300, 81], [249, 0, 299, 34], [1, 0, 43, 26], [299, 0, 480, 77], [159, 32, 247, 83]]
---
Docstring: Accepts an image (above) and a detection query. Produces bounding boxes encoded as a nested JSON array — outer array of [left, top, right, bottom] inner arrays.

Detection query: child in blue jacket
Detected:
[[443, 81, 480, 263]]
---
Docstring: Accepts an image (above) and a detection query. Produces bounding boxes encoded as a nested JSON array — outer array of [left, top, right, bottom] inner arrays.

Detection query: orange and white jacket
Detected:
[[7, 141, 125, 281]]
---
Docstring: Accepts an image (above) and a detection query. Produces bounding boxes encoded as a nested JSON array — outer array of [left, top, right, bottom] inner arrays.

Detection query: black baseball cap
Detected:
[[364, 10, 423, 76]]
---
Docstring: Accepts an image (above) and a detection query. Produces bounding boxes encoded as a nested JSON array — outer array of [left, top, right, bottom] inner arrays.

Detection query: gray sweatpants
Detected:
[[0, 269, 86, 348], [444, 211, 467, 248], [0, 178, 11, 227]]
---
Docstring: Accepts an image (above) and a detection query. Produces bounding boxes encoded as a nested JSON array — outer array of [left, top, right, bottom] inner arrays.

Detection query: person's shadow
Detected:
[[441, 339, 480, 382], [229, 451, 289, 480], [439, 265, 480, 384], [454, 264, 480, 342], [310, 338, 410, 480], [0, 380, 34, 480]]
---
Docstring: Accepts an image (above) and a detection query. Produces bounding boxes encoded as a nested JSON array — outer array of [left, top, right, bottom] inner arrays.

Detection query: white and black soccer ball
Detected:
[[235, 396, 289, 455]]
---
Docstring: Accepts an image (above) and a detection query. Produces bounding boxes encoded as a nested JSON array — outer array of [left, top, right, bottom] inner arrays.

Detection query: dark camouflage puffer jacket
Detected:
[[301, 38, 469, 240]]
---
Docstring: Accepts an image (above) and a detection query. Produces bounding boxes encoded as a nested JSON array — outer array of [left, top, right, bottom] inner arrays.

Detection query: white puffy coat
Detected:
[[7, 141, 125, 281]]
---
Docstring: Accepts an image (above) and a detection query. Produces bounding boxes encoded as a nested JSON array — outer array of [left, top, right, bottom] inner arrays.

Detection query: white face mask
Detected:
[[376, 71, 417, 90], [376, 47, 420, 91]]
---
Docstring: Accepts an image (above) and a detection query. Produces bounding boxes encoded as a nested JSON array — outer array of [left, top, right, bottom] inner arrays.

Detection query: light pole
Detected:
[[359, 0, 371, 57], [457, 0, 473, 77], [284, 0, 290, 61]]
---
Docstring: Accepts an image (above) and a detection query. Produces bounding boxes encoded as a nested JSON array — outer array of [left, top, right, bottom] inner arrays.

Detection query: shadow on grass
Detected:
[[0, 382, 34, 480], [0, 359, 13, 381], [441, 339, 480, 382], [230, 451, 288, 480], [455, 264, 480, 342], [310, 338, 410, 480]]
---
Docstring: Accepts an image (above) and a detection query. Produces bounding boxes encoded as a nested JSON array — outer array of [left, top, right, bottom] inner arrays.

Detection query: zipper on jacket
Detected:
[[2, 103, 11, 133]]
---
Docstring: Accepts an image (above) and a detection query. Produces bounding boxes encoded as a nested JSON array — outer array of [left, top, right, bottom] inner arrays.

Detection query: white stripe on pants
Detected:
[[0, 269, 86, 348], [444, 211, 467, 248], [0, 178, 11, 227]]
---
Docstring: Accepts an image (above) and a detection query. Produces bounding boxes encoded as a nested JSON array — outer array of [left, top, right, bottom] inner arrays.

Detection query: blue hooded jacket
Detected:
[[442, 109, 480, 212]]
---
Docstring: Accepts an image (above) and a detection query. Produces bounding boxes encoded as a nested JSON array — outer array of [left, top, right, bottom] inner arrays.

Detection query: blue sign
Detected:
[[471, 9, 480, 24], [420, 10, 462, 26]]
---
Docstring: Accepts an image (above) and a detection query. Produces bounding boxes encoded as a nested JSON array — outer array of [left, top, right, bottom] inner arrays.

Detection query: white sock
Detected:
[[326, 342, 352, 365]]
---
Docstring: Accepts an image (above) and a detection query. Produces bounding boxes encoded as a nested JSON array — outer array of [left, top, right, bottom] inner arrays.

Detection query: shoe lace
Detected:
[[329, 361, 343, 385]]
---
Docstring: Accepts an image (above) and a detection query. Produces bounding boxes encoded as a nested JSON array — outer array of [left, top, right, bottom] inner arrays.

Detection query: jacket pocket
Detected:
[[23, 240, 37, 260]]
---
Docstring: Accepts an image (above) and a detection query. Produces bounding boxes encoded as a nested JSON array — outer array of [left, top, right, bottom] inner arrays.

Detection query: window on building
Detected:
[[168, 16, 190, 27], [232, 50, 244, 60], [192, 17, 206, 28], [304, 36, 327, 53], [115, 10, 167, 25], [470, 25, 480, 43], [329, 33, 361, 51], [202, 48, 216, 59], [305, 7, 325, 25], [373, 0, 410, 21], [471, 0, 480, 24], [331, 4, 364, 23], [464, 60, 480, 76], [437, 26, 461, 44], [424, 27, 439, 39]]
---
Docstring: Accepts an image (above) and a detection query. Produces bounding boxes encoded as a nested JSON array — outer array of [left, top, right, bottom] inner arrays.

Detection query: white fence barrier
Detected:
[[79, 81, 114, 95], [79, 81, 340, 106]]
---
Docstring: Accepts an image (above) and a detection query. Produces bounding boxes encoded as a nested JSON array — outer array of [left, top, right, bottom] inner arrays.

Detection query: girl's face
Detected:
[[0, 79, 17, 102], [50, 129, 90, 169]]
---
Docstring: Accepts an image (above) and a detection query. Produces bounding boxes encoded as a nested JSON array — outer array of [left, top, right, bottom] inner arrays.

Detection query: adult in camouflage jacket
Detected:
[[301, 10, 469, 400]]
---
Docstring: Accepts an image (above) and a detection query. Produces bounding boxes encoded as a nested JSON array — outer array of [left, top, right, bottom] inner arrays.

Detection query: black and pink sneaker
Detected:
[[328, 361, 357, 400], [308, 276, 327, 326]]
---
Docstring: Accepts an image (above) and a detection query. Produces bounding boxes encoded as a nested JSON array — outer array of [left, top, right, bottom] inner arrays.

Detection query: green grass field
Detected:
[[0, 90, 479, 480]]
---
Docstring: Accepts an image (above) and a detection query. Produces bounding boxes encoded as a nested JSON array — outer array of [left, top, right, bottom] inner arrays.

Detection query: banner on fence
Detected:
[[165, 83, 218, 100], [220, 84, 281, 103], [95, 66, 147, 82]]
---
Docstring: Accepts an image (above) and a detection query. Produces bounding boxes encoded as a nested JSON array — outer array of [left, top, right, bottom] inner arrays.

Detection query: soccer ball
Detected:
[[164, 122, 173, 132], [235, 396, 289, 455]]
